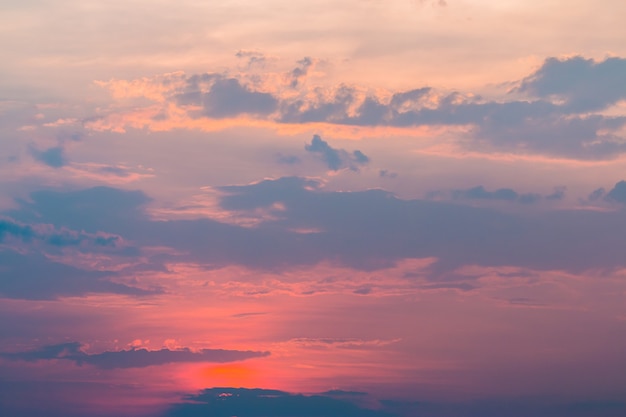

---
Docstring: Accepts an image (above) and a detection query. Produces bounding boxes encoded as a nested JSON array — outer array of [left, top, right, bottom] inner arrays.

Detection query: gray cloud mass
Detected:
[[29, 146, 67, 168], [5, 179, 626, 281], [304, 135, 370, 171]]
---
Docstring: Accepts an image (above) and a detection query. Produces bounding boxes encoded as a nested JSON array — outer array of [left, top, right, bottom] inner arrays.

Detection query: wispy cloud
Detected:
[[0, 342, 269, 369]]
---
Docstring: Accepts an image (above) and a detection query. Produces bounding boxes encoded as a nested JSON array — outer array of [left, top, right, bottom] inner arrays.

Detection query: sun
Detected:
[[198, 364, 260, 387]]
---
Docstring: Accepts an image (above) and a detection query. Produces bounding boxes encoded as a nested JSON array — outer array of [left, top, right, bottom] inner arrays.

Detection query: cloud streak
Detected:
[[0, 217, 123, 249], [427, 185, 566, 205], [0, 342, 270, 369]]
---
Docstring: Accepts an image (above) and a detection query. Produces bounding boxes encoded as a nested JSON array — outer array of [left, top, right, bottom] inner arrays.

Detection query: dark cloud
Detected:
[[174, 74, 277, 118], [353, 149, 370, 164], [202, 78, 278, 118], [546, 186, 566, 201], [218, 176, 318, 212], [584, 180, 626, 204], [235, 50, 267, 68], [429, 185, 562, 205], [0, 217, 36, 241], [132, 56, 626, 159], [379, 169, 398, 179], [8, 180, 626, 279], [305, 135, 342, 170], [214, 177, 626, 273], [474, 112, 626, 160], [450, 185, 542, 204], [97, 165, 134, 177], [279, 85, 355, 124], [0, 342, 269, 369], [454, 186, 519, 202], [290, 57, 313, 88], [604, 180, 626, 203], [282, 79, 626, 159], [6, 186, 151, 234], [518, 56, 626, 112], [0, 189, 150, 300], [588, 187, 606, 202], [389, 87, 432, 108], [304, 135, 370, 171], [354, 286, 373, 295], [163, 387, 395, 417], [0, 217, 122, 248], [0, 249, 151, 299], [29, 145, 67, 168]]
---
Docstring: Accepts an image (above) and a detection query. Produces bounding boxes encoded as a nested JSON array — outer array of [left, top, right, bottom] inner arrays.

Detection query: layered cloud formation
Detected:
[[3, 174, 626, 302], [89, 56, 626, 159]]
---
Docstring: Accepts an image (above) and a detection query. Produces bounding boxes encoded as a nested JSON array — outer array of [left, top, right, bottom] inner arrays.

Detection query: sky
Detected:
[[1, 0, 626, 416]]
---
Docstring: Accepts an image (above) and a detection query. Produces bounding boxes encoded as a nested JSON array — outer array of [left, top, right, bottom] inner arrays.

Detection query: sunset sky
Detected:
[[2, 1, 626, 416]]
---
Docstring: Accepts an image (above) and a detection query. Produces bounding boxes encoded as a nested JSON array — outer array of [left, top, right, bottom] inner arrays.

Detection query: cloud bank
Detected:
[[91, 56, 626, 160], [4, 178, 626, 288]]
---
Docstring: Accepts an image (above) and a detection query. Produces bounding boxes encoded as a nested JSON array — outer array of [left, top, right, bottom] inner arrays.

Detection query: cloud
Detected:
[[0, 342, 269, 369], [518, 56, 626, 112], [379, 169, 398, 179], [200, 78, 279, 118], [305, 135, 342, 170], [304, 135, 370, 171], [588, 187, 606, 202], [474, 112, 626, 160], [171, 73, 278, 118], [0, 250, 152, 299], [286, 337, 400, 349], [6, 186, 151, 233], [427, 185, 565, 205], [0, 217, 123, 248], [450, 186, 542, 204], [212, 177, 626, 273], [91, 55, 626, 160], [96, 165, 138, 177], [290, 56, 314, 88], [9, 180, 626, 278], [585, 180, 626, 204], [29, 145, 67, 168], [235, 50, 268, 68], [546, 186, 566, 201], [280, 85, 355, 124], [163, 387, 395, 417], [0, 191, 150, 300], [604, 180, 626, 203]]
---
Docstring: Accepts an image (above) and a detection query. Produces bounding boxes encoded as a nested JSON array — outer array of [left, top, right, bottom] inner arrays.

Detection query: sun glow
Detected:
[[198, 364, 261, 388]]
